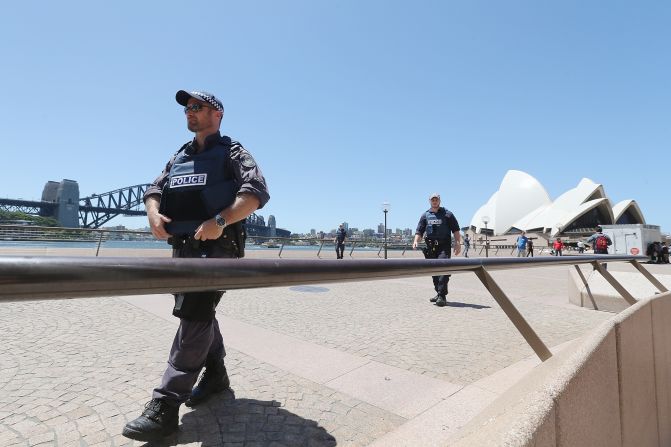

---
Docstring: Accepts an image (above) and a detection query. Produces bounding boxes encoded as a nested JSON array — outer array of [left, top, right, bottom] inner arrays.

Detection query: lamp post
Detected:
[[482, 216, 490, 258], [382, 202, 390, 259]]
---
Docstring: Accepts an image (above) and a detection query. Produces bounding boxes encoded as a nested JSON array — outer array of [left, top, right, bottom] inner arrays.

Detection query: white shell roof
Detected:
[[470, 171, 645, 236], [469, 170, 550, 234], [612, 200, 646, 224]]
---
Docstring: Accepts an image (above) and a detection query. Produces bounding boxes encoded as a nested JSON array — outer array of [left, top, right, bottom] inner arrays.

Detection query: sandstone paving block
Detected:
[[10, 417, 40, 436], [65, 405, 95, 420], [0, 430, 22, 445], [56, 401, 79, 413], [55, 428, 82, 444], [82, 429, 109, 445], [27, 430, 54, 445], [43, 414, 69, 426], [111, 433, 134, 445]]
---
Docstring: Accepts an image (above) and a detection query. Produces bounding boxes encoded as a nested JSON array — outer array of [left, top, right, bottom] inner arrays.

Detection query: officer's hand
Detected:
[[412, 241, 418, 250], [194, 218, 224, 241], [454, 244, 462, 256], [148, 211, 172, 240]]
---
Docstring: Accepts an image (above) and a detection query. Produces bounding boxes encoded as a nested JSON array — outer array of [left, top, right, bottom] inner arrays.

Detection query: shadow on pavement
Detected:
[[142, 390, 337, 447], [444, 301, 491, 309]]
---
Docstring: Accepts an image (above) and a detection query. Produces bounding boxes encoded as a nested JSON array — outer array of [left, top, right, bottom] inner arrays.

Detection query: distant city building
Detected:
[[343, 222, 349, 231], [377, 223, 384, 234], [268, 215, 276, 237], [310, 229, 316, 236]]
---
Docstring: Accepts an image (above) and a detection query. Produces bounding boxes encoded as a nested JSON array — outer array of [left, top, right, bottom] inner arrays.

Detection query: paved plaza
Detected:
[[0, 246, 667, 446]]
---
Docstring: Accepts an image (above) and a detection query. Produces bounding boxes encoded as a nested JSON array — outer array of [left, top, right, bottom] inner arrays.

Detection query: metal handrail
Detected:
[[0, 254, 658, 362], [0, 255, 645, 301]]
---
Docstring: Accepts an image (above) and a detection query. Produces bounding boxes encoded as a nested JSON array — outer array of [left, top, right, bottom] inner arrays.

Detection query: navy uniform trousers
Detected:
[[152, 241, 235, 406], [423, 240, 452, 297], [335, 241, 345, 259]]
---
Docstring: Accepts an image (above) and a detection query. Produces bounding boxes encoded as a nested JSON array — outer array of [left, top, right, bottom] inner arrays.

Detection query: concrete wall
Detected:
[[568, 266, 671, 313], [449, 291, 671, 447]]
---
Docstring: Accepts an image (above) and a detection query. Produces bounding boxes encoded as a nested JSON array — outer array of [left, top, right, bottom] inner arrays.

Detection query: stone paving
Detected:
[[0, 298, 405, 446], [0, 247, 665, 446], [219, 267, 612, 385]]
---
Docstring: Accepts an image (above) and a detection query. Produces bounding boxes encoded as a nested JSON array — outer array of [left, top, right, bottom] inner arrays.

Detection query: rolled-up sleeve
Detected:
[[143, 158, 174, 203], [230, 144, 270, 209], [415, 214, 427, 236]]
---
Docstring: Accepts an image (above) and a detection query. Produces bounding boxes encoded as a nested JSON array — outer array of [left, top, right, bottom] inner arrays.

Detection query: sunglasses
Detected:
[[183, 103, 214, 114]]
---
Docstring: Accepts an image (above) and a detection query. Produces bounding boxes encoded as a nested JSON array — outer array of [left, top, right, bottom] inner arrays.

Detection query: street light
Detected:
[[482, 215, 490, 258], [382, 202, 390, 259]]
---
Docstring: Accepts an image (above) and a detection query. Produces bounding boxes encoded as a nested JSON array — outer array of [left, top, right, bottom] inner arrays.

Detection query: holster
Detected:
[[423, 239, 440, 259], [167, 223, 245, 258], [173, 290, 224, 321]]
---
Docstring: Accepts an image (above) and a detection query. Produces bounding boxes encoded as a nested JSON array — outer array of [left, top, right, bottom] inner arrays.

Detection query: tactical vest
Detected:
[[424, 208, 450, 241], [160, 138, 238, 236]]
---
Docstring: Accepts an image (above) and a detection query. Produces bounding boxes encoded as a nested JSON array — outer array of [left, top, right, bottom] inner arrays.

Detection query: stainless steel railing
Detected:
[[1, 254, 664, 363]]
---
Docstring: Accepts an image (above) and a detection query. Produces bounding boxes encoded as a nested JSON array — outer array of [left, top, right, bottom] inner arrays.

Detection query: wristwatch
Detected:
[[214, 214, 227, 228]]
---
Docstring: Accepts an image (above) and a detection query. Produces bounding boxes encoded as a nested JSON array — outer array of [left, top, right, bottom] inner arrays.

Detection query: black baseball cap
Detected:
[[176, 90, 224, 112]]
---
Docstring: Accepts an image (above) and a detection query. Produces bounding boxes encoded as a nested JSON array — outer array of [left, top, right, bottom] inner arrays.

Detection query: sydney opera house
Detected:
[[469, 170, 646, 238]]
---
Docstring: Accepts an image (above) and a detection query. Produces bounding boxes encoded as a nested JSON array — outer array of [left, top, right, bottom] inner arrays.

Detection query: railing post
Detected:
[[628, 260, 669, 293], [278, 243, 285, 258], [317, 241, 325, 259], [574, 265, 598, 309], [95, 231, 104, 257], [473, 266, 552, 361], [591, 261, 637, 305], [402, 243, 408, 256], [349, 241, 356, 258]]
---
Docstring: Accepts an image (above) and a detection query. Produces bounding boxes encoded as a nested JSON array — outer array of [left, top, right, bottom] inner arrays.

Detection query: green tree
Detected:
[[0, 210, 60, 227]]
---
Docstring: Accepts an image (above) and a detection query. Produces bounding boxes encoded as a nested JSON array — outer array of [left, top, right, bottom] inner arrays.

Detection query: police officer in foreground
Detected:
[[334, 223, 347, 259], [122, 90, 269, 442], [412, 193, 462, 307]]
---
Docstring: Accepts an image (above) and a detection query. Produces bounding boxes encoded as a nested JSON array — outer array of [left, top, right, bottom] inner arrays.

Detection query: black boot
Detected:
[[185, 358, 230, 408], [122, 398, 179, 442], [429, 294, 440, 303], [435, 295, 447, 307]]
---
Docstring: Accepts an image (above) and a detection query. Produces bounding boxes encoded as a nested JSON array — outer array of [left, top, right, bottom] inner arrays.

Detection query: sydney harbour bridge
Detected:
[[0, 179, 289, 238]]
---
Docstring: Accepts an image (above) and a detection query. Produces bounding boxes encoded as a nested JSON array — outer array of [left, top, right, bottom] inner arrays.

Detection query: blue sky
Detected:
[[1, 1, 669, 235]]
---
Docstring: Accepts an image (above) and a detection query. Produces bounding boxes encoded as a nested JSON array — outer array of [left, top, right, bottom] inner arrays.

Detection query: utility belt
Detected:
[[423, 238, 451, 257], [425, 238, 450, 247], [167, 221, 245, 258]]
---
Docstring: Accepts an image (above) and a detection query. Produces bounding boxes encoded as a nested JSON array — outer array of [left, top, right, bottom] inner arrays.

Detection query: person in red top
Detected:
[[552, 238, 563, 256]]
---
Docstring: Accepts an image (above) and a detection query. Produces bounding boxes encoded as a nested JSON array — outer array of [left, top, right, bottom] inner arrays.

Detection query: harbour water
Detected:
[[0, 239, 383, 252]]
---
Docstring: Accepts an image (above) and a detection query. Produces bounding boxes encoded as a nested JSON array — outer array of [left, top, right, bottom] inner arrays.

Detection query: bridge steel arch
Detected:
[[79, 184, 150, 229]]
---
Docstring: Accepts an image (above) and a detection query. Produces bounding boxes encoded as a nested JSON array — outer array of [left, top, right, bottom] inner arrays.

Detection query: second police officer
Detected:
[[334, 223, 347, 259], [122, 90, 270, 442], [412, 193, 462, 307]]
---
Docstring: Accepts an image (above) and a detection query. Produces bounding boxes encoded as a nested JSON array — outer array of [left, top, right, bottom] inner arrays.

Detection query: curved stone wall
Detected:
[[449, 290, 671, 446]]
